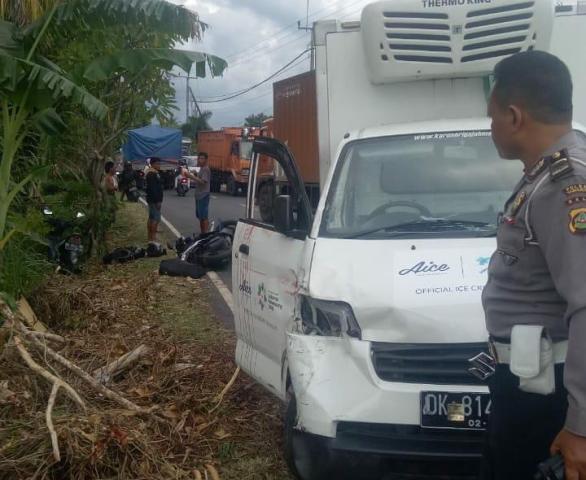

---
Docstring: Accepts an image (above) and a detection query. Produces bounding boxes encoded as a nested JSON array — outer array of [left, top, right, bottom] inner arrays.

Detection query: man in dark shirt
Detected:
[[145, 157, 164, 243]]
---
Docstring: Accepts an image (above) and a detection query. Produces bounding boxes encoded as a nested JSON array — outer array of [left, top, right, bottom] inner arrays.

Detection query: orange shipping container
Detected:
[[273, 71, 319, 185]]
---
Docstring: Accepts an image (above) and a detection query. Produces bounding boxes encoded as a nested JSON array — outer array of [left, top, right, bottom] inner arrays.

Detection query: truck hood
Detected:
[[308, 237, 495, 343]]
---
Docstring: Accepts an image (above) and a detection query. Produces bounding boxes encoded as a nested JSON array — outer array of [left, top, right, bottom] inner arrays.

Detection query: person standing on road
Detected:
[[183, 152, 211, 234], [146, 157, 164, 243], [482, 51, 586, 479]]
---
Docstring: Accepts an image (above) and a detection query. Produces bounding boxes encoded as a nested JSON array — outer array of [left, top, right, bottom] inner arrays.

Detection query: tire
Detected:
[[258, 181, 275, 223], [227, 176, 238, 196], [284, 390, 331, 480]]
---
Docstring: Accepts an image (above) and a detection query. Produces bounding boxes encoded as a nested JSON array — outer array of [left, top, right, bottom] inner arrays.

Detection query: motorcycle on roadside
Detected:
[[42, 206, 89, 274]]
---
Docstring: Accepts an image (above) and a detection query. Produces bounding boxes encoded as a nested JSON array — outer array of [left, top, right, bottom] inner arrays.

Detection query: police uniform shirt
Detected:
[[482, 130, 586, 436]]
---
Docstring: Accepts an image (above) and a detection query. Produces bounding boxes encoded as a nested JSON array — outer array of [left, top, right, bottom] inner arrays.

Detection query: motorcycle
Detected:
[[175, 220, 236, 269], [176, 176, 189, 196], [42, 206, 88, 274]]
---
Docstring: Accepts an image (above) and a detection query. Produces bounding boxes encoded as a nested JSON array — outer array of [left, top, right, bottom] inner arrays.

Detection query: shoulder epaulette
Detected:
[[548, 149, 574, 181]]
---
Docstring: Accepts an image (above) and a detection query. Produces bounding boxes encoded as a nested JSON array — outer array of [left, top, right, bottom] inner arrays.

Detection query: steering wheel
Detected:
[[365, 200, 432, 222]]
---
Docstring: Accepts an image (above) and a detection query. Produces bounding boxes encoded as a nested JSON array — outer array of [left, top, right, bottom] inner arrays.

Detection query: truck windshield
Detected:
[[320, 131, 522, 239], [240, 140, 253, 160]]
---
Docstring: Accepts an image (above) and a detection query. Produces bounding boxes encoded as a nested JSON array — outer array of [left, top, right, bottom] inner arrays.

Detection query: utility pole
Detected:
[[185, 77, 190, 123]]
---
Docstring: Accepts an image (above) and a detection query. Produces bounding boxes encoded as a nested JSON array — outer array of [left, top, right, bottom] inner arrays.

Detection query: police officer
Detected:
[[482, 50, 586, 479]]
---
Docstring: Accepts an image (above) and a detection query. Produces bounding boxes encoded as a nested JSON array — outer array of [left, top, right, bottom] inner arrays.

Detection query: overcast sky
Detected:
[[169, 0, 372, 129]]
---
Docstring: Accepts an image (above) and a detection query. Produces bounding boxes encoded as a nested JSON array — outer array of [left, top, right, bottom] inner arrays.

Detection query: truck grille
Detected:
[[462, 1, 535, 63], [383, 10, 453, 64], [335, 422, 484, 458], [371, 343, 488, 385]]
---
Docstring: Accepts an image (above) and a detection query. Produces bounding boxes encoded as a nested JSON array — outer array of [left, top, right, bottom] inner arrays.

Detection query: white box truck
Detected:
[[233, 1, 586, 478]]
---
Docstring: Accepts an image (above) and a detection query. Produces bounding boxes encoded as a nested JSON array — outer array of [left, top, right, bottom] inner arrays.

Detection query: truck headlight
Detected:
[[299, 296, 361, 339]]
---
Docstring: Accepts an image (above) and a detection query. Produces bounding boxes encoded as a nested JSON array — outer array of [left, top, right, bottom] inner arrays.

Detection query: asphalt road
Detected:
[[160, 188, 245, 291]]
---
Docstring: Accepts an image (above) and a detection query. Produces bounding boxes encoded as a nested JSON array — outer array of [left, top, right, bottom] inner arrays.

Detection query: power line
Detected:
[[197, 49, 310, 104], [204, 54, 309, 110], [186, 2, 365, 109], [202, 51, 309, 102], [226, 32, 309, 71], [220, 0, 367, 65], [223, 0, 367, 72]]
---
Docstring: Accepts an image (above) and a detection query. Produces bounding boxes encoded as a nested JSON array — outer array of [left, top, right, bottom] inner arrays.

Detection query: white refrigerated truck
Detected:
[[232, 1, 586, 478]]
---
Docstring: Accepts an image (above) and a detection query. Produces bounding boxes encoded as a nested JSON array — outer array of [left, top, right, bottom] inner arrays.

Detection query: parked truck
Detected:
[[122, 125, 182, 190], [233, 1, 586, 479], [197, 127, 263, 196]]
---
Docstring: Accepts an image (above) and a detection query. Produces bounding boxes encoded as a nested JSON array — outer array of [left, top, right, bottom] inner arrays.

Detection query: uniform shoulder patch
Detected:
[[548, 149, 574, 181], [569, 207, 586, 234], [564, 184, 586, 195]]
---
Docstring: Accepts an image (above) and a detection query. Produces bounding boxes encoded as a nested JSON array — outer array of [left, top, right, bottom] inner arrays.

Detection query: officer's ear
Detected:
[[508, 104, 524, 132]]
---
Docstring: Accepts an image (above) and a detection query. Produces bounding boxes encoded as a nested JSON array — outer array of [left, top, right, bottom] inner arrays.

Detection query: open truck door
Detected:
[[232, 137, 313, 400]]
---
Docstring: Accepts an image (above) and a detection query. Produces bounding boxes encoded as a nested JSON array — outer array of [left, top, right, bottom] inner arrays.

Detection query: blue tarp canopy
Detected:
[[122, 125, 182, 163]]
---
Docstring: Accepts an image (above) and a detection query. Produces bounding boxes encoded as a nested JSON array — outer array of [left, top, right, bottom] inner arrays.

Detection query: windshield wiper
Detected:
[[345, 219, 496, 239]]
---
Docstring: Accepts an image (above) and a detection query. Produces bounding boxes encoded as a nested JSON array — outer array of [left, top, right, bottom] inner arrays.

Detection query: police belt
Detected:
[[490, 340, 568, 365]]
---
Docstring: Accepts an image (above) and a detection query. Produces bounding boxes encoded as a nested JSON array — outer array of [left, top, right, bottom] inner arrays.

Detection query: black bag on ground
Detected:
[[103, 246, 145, 264], [159, 258, 206, 279], [146, 242, 166, 258]]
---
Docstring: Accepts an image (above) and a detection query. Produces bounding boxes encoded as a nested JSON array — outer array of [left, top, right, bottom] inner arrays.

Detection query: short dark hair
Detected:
[[198, 152, 208, 160], [492, 51, 573, 124], [105, 161, 114, 174], [149, 157, 161, 165]]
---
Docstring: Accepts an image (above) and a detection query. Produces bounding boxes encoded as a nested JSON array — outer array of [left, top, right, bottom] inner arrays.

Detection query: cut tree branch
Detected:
[[210, 367, 240, 413], [92, 344, 149, 384], [13, 335, 86, 410], [46, 383, 60, 462], [24, 333, 166, 424]]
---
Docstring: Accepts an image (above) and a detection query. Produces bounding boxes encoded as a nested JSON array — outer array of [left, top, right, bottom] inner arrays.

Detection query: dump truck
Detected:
[[197, 127, 262, 196]]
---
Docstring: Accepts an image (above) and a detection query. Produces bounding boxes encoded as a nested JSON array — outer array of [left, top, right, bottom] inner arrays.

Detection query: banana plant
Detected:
[[0, 0, 227, 248]]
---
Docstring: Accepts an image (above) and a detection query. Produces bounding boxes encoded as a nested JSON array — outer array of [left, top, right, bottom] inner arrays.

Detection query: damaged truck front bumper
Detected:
[[286, 332, 487, 461]]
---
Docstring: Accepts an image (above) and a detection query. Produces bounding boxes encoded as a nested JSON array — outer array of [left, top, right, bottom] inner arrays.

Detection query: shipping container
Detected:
[[273, 71, 319, 185], [256, 72, 320, 219]]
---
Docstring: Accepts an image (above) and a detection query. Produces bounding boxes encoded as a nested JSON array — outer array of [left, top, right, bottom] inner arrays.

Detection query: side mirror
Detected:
[[274, 195, 292, 234]]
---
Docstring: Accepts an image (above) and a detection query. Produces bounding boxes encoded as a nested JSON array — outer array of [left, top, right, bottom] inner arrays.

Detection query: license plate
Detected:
[[421, 391, 491, 430]]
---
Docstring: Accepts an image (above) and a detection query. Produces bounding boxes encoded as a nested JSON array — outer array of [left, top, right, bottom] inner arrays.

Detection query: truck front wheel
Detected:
[[284, 390, 331, 480]]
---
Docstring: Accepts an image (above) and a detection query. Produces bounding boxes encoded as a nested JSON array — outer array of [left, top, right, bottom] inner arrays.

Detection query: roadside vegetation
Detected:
[[0, 0, 226, 302], [0, 1, 294, 478], [0, 202, 291, 479]]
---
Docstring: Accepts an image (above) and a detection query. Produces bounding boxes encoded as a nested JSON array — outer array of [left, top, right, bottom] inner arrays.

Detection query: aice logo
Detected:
[[399, 261, 450, 276], [239, 280, 252, 295]]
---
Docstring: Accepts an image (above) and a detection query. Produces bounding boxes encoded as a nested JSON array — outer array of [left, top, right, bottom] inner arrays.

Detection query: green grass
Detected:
[[110, 201, 175, 247]]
